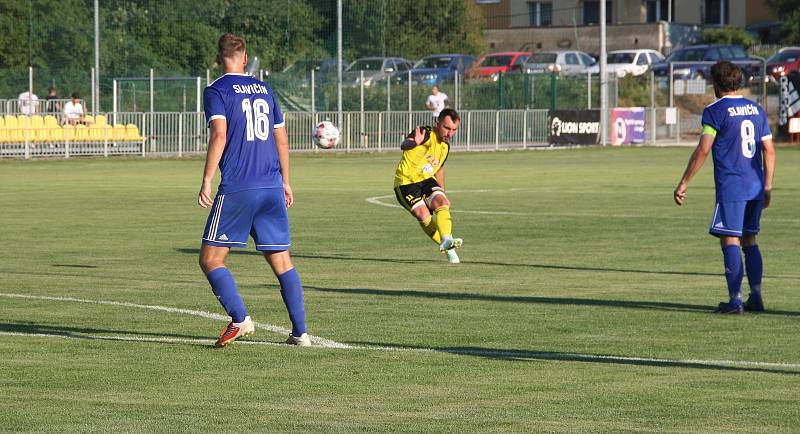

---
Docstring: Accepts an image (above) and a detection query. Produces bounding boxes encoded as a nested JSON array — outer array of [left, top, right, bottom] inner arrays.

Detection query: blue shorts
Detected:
[[202, 188, 290, 251], [709, 200, 763, 237]]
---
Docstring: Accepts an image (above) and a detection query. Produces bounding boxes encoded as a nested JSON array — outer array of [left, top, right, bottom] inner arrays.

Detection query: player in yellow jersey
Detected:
[[394, 108, 463, 263]]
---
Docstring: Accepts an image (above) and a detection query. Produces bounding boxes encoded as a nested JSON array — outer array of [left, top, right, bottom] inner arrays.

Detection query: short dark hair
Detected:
[[710, 61, 742, 93], [217, 33, 246, 63], [438, 108, 460, 123], [71, 92, 80, 99]]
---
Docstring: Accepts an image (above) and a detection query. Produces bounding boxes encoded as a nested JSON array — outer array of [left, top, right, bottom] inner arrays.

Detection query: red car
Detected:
[[467, 51, 531, 81], [767, 47, 800, 82]]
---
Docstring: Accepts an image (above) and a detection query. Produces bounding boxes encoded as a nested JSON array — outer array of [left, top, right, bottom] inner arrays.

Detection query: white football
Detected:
[[312, 121, 340, 149]]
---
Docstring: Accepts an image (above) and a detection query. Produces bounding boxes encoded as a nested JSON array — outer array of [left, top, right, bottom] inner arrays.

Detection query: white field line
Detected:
[[2, 292, 799, 371], [366, 191, 799, 223], [0, 292, 350, 349]]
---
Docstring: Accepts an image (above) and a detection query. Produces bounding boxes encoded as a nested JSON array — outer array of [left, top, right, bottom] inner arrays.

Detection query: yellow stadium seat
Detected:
[[112, 124, 127, 141], [94, 114, 108, 126], [84, 115, 95, 125], [44, 115, 59, 128], [48, 126, 64, 142], [75, 124, 89, 141], [63, 124, 76, 142], [31, 115, 44, 128], [34, 126, 49, 143], [4, 115, 18, 128], [125, 124, 142, 141], [17, 115, 31, 128], [89, 125, 111, 141], [0, 117, 6, 143]]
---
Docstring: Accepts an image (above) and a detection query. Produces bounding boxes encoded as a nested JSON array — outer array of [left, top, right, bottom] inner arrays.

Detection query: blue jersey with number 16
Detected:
[[701, 95, 772, 202], [203, 73, 285, 194]]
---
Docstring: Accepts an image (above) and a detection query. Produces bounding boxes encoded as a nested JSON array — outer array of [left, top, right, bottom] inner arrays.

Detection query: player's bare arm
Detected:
[[762, 138, 775, 208], [198, 118, 227, 208], [435, 166, 446, 190], [674, 133, 713, 206], [274, 126, 293, 208], [401, 126, 426, 150]]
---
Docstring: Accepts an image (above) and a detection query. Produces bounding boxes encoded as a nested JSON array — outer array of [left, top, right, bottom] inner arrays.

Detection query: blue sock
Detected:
[[278, 268, 306, 336], [743, 245, 763, 293], [721, 245, 744, 302], [206, 267, 248, 323]]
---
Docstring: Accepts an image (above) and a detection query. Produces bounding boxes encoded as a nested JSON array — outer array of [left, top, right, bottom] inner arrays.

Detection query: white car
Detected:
[[587, 49, 665, 77]]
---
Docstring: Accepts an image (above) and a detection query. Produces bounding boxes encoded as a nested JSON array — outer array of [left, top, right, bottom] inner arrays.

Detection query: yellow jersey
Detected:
[[394, 127, 450, 187]]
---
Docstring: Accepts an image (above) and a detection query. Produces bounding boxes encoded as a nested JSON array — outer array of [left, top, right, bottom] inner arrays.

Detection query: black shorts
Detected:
[[394, 178, 444, 212]]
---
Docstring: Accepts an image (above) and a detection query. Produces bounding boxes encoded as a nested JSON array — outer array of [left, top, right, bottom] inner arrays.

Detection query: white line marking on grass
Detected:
[[0, 293, 350, 349], [366, 192, 798, 222], [3, 293, 799, 372]]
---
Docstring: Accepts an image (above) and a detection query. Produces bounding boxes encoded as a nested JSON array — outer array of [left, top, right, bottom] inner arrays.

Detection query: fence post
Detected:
[[196, 77, 201, 152], [466, 111, 471, 151], [650, 70, 656, 145], [103, 122, 108, 157], [178, 112, 183, 157], [24, 127, 30, 160], [378, 111, 383, 152], [587, 72, 592, 109], [550, 72, 557, 110], [523, 109, 528, 149], [360, 71, 365, 148], [495, 110, 500, 150], [498, 72, 505, 109], [311, 69, 315, 113], [386, 75, 391, 111], [407, 70, 412, 128], [65, 127, 70, 159]]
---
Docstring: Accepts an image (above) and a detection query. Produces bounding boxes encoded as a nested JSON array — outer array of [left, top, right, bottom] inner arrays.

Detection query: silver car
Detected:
[[343, 57, 414, 87], [523, 50, 596, 75]]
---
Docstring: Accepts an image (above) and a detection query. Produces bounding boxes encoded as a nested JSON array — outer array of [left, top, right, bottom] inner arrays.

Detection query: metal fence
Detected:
[[1, 108, 691, 159]]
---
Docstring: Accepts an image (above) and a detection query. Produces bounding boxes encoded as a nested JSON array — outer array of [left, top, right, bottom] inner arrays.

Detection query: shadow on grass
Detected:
[[0, 322, 207, 341], [304, 285, 800, 317], [349, 341, 800, 375], [175, 248, 800, 280], [52, 264, 99, 269]]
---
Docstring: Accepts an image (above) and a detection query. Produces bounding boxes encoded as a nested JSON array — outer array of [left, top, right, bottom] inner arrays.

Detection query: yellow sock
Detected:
[[434, 205, 452, 237], [419, 216, 441, 244]]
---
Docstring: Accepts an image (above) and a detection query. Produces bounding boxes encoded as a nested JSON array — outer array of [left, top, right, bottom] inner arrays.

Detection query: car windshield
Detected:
[[607, 53, 635, 64], [347, 59, 383, 71], [528, 53, 558, 63], [480, 55, 513, 67], [666, 49, 704, 62], [769, 50, 800, 63], [415, 57, 453, 69]]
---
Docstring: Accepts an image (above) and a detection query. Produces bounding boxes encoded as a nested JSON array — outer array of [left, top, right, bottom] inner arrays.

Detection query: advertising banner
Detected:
[[611, 107, 646, 145], [548, 110, 600, 145], [779, 71, 800, 127]]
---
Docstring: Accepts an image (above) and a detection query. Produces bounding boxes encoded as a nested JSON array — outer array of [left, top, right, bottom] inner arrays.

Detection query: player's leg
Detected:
[[742, 200, 765, 311], [395, 184, 440, 244], [200, 192, 255, 346], [251, 188, 310, 346], [709, 201, 746, 314]]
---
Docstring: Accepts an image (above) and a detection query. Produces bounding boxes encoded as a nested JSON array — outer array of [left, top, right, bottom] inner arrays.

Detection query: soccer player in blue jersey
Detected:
[[674, 61, 776, 314], [198, 33, 310, 347]]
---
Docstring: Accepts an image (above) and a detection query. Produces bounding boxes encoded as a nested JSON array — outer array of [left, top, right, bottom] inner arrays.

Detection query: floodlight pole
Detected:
[[599, 1, 608, 146], [94, 0, 100, 112]]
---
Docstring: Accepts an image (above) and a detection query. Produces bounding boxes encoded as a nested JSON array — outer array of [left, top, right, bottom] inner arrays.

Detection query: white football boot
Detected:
[[285, 332, 312, 346]]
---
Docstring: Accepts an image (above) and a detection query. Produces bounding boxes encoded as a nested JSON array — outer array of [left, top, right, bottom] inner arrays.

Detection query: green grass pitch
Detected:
[[1, 147, 799, 432]]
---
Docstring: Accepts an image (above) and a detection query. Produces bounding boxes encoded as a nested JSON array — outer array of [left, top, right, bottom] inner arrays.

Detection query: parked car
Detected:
[[766, 47, 800, 82], [466, 51, 530, 81], [522, 50, 596, 75], [396, 54, 476, 85], [651, 44, 762, 82], [587, 49, 665, 77], [342, 57, 414, 86]]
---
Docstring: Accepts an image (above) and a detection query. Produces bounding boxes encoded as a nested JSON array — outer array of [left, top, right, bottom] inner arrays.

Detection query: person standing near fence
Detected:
[[673, 61, 776, 314], [425, 85, 448, 121], [198, 33, 310, 347]]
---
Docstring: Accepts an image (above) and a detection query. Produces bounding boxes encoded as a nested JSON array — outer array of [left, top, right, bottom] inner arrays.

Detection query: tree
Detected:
[[765, 0, 800, 44]]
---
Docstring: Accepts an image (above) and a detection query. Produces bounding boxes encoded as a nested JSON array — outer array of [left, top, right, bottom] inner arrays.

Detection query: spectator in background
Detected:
[[62, 92, 88, 125], [17, 89, 39, 115], [425, 85, 448, 121], [44, 87, 61, 113]]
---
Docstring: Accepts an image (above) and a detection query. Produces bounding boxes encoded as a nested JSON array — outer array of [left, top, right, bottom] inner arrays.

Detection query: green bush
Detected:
[[701, 27, 755, 47]]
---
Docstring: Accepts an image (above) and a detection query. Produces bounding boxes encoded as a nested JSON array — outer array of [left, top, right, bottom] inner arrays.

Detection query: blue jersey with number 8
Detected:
[[701, 95, 772, 202], [203, 73, 285, 194]]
